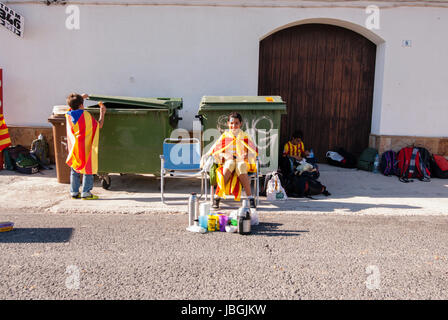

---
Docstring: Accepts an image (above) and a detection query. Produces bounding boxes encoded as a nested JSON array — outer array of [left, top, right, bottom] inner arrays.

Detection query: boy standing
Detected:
[[65, 93, 106, 200]]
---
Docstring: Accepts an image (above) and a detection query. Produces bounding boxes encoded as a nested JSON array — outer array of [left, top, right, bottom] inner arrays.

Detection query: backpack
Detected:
[[285, 174, 330, 198], [326, 150, 347, 168], [30, 134, 50, 166], [397, 147, 430, 183], [417, 147, 432, 176], [430, 154, 448, 179], [357, 148, 378, 172], [15, 153, 40, 174], [380, 150, 398, 176], [326, 148, 357, 169], [335, 147, 357, 168], [3, 145, 39, 174]]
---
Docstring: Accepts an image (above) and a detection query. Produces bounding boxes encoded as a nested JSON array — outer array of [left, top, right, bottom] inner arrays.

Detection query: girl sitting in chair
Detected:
[[207, 112, 258, 209]]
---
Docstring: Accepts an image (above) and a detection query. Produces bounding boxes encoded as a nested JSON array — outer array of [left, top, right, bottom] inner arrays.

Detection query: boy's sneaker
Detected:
[[71, 194, 81, 199], [81, 194, 99, 200], [249, 198, 256, 209], [212, 197, 220, 209]]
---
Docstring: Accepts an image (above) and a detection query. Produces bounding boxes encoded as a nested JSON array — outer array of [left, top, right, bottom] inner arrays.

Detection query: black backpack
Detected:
[[430, 154, 448, 179], [326, 147, 357, 169], [417, 147, 432, 177], [335, 147, 357, 168], [380, 150, 398, 176], [285, 174, 331, 198], [3, 145, 39, 174]]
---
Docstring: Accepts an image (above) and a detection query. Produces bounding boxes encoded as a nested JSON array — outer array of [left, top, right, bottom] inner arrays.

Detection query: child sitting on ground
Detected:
[[282, 130, 310, 173]]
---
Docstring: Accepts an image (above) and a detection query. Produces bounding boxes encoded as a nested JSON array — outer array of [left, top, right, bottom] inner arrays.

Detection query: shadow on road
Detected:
[[0, 228, 73, 243], [251, 222, 309, 237]]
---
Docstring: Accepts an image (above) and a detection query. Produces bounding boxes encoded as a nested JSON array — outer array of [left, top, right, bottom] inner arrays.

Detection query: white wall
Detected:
[[1, 1, 447, 137]]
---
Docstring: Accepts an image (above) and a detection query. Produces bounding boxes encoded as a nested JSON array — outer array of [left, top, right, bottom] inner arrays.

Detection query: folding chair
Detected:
[[209, 157, 260, 207], [160, 138, 207, 204]]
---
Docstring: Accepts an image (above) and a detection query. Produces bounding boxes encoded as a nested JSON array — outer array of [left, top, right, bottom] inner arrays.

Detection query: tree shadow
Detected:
[[0, 228, 73, 243]]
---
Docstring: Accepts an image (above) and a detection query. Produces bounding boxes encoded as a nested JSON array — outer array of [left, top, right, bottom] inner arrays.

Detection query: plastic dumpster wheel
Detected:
[[101, 175, 111, 190]]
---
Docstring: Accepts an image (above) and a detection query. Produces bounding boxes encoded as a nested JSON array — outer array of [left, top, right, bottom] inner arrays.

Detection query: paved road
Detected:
[[1, 211, 447, 300]]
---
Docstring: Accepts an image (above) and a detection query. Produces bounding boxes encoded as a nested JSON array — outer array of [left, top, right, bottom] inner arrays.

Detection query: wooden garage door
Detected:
[[258, 23, 377, 161]]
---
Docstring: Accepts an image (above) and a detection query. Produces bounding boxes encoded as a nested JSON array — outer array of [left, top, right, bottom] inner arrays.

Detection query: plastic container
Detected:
[[199, 202, 210, 216], [0, 221, 14, 232], [373, 154, 380, 173], [208, 215, 219, 232], [52, 105, 69, 115], [199, 215, 208, 230], [218, 214, 228, 232]]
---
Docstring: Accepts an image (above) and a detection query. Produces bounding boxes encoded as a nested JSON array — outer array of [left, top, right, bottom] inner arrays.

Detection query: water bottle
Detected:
[[188, 193, 198, 226], [237, 200, 251, 235], [373, 154, 380, 173], [309, 149, 314, 159]]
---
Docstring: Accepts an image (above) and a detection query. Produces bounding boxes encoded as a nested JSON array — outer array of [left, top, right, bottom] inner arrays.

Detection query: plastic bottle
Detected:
[[373, 154, 380, 173], [309, 148, 314, 159], [237, 200, 251, 235]]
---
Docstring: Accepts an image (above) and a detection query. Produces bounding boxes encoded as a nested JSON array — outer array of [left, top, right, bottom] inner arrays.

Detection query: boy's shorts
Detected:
[[223, 160, 248, 176]]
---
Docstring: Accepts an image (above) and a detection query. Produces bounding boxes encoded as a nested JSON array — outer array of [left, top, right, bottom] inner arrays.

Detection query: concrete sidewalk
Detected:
[[1, 164, 447, 216]]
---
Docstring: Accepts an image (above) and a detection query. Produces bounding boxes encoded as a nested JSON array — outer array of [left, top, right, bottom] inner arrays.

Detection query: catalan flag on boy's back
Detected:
[[65, 109, 99, 175], [0, 114, 12, 151]]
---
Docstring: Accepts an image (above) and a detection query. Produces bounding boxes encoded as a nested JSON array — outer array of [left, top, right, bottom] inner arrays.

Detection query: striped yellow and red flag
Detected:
[[209, 130, 258, 201], [215, 166, 242, 201], [65, 109, 99, 175], [0, 114, 12, 152]]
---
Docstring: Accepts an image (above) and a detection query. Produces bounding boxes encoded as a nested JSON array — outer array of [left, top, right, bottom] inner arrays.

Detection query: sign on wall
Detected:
[[0, 2, 24, 37]]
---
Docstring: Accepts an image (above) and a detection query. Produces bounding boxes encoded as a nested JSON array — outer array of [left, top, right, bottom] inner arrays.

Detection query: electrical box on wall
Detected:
[[402, 40, 412, 47]]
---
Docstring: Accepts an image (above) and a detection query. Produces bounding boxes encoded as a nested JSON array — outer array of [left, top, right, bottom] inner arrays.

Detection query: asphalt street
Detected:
[[1, 211, 447, 300]]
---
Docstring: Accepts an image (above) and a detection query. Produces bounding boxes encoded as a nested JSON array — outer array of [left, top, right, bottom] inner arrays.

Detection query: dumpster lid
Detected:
[[199, 96, 286, 111], [87, 95, 182, 110]]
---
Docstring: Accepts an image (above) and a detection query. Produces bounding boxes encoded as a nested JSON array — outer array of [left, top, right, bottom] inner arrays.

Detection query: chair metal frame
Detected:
[[160, 138, 207, 204]]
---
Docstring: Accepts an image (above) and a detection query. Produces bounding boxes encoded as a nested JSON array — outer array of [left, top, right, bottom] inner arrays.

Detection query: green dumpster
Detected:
[[197, 96, 286, 175], [85, 95, 183, 188]]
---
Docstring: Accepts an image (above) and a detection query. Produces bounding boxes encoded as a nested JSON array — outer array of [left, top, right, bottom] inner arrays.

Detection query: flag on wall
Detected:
[[65, 109, 99, 175], [0, 113, 12, 152]]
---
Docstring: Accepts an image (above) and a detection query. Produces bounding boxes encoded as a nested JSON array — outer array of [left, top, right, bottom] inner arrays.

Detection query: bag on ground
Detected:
[[30, 134, 50, 166], [15, 153, 39, 174], [397, 147, 430, 182], [380, 150, 398, 176], [3, 145, 39, 174], [417, 147, 432, 176], [357, 147, 378, 172], [430, 154, 448, 179], [286, 174, 330, 198], [335, 147, 357, 168], [266, 172, 288, 201], [326, 148, 356, 168]]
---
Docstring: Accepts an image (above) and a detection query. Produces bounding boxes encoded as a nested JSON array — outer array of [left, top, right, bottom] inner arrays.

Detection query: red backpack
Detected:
[[397, 147, 431, 183], [431, 154, 448, 179]]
